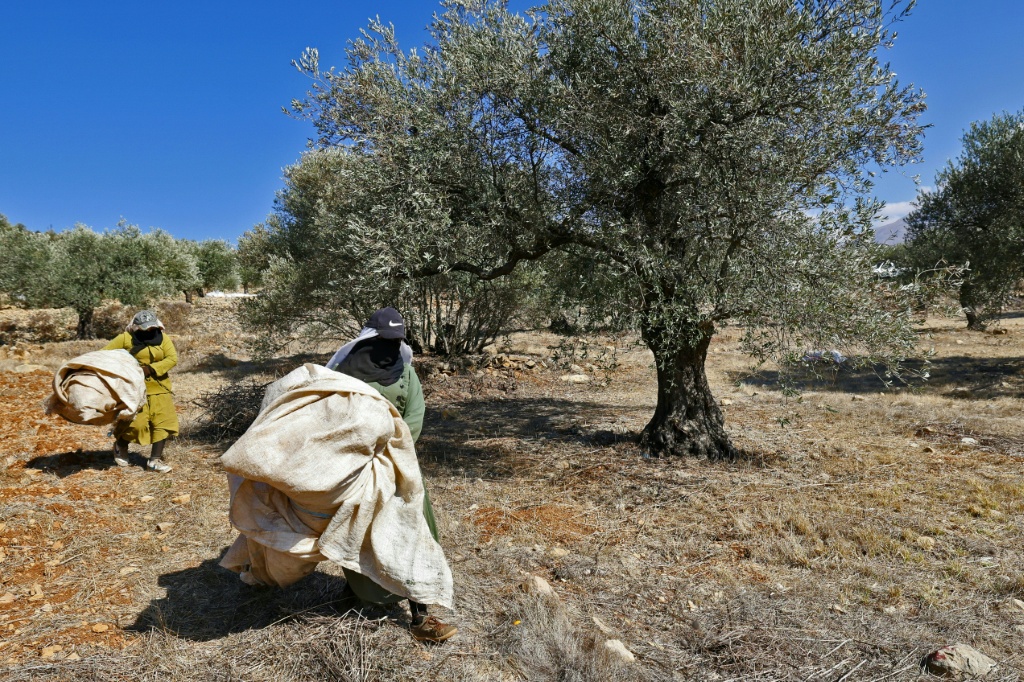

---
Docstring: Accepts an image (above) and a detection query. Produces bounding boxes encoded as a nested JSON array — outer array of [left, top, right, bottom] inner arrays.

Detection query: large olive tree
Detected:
[[904, 110, 1024, 329], [281, 0, 924, 457]]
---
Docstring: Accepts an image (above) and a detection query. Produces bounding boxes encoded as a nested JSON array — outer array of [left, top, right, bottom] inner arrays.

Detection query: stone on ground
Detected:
[[921, 643, 996, 679], [603, 639, 635, 664]]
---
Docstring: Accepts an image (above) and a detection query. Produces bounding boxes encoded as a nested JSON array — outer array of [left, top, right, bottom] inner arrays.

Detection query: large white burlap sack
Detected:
[[220, 363, 453, 608], [45, 349, 147, 425]]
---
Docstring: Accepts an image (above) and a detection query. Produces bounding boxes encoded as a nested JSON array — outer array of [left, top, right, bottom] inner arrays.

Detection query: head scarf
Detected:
[[326, 327, 414, 387]]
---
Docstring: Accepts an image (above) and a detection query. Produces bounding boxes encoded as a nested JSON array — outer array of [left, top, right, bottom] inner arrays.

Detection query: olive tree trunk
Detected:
[[959, 281, 986, 330], [640, 322, 736, 459], [75, 307, 95, 340]]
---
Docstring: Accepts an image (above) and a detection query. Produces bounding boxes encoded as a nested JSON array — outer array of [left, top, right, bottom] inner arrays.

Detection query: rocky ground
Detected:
[[0, 298, 1022, 680]]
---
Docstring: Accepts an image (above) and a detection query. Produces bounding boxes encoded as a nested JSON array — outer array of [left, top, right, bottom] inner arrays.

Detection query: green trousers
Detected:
[[342, 486, 439, 604]]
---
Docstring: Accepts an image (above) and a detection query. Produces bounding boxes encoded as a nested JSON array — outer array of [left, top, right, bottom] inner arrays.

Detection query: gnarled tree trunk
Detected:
[[640, 322, 735, 458], [959, 281, 986, 330], [75, 307, 95, 340]]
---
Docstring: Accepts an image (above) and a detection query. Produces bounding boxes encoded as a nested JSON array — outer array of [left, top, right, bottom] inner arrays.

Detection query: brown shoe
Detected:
[[411, 615, 458, 642]]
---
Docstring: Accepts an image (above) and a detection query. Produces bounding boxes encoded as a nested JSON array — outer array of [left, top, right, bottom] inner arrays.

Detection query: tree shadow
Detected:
[[128, 552, 385, 642], [417, 396, 656, 479], [190, 352, 332, 382], [733, 354, 1023, 399]]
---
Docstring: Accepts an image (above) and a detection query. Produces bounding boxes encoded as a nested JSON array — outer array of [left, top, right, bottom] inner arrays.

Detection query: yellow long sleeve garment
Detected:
[[103, 332, 177, 395]]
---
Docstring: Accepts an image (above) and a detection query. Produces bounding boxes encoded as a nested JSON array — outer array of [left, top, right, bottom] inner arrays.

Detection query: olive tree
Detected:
[[283, 0, 925, 457], [181, 239, 239, 301], [239, 150, 547, 355], [904, 110, 1024, 329], [0, 214, 51, 308], [44, 224, 187, 339]]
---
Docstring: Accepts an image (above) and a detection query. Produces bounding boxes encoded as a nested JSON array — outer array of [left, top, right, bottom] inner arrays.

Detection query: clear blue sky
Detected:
[[1, 1, 1022, 242]]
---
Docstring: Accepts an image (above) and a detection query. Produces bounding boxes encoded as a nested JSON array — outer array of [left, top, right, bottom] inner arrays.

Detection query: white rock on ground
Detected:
[[921, 643, 996, 679], [14, 364, 48, 373], [522, 575, 558, 599], [603, 639, 635, 664], [592, 616, 614, 635]]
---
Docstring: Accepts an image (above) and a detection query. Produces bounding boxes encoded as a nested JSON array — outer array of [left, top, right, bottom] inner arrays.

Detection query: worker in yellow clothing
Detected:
[[103, 309, 178, 473]]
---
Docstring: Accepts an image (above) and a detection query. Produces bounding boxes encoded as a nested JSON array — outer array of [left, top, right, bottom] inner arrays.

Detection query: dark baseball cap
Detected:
[[366, 307, 405, 339]]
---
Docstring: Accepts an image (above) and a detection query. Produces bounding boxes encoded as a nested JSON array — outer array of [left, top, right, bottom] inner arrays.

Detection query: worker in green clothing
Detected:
[[326, 307, 456, 643], [103, 309, 177, 473]]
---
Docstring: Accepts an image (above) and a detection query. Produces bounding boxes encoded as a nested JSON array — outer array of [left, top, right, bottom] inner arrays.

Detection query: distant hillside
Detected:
[[874, 218, 907, 244]]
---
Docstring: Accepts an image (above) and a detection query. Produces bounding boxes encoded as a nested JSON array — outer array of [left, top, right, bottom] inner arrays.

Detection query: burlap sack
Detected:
[[220, 363, 453, 608], [45, 349, 146, 425]]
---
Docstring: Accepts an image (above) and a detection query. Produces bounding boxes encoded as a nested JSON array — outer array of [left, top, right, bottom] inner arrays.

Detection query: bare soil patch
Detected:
[[1, 299, 1023, 680]]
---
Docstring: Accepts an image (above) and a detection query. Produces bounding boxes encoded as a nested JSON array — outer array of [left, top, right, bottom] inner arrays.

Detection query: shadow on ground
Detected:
[[24, 449, 135, 477], [183, 361, 771, 478], [129, 553, 384, 642], [412, 393, 764, 477], [189, 352, 332, 382], [734, 355, 1023, 399], [419, 396, 646, 474]]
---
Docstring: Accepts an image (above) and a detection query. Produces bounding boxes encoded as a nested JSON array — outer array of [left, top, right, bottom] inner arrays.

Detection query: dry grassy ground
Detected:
[[0, 299, 1022, 681]]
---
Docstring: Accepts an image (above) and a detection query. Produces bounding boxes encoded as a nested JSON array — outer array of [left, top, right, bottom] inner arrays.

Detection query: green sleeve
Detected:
[[403, 366, 425, 443], [148, 335, 178, 376], [102, 333, 131, 351]]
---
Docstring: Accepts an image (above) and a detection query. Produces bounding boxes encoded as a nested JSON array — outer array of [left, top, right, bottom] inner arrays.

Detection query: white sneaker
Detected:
[[113, 443, 129, 467], [146, 459, 172, 473]]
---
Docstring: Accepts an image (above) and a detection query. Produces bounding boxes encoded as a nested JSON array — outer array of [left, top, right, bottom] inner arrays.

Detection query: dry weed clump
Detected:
[[90, 302, 135, 340], [499, 593, 642, 682], [187, 379, 269, 442], [92, 300, 193, 338], [155, 301, 193, 334], [25, 311, 75, 343]]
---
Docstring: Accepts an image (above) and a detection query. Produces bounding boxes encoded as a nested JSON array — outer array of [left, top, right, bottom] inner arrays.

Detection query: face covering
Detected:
[[336, 337, 404, 386], [131, 328, 163, 347]]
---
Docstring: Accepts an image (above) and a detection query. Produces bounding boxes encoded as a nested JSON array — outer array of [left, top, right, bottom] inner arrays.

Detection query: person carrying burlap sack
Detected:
[[220, 356, 456, 643], [325, 307, 455, 642], [103, 309, 179, 473]]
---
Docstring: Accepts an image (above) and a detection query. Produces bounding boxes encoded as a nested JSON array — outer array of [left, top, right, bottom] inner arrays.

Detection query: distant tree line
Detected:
[[0, 217, 241, 339]]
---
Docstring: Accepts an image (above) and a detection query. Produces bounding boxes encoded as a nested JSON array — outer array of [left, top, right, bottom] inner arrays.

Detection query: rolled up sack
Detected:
[[45, 349, 147, 425], [220, 363, 453, 608]]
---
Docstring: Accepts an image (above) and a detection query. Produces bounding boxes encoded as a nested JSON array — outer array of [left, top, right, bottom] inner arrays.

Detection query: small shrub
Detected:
[[93, 302, 134, 340], [189, 379, 268, 442], [26, 310, 74, 343], [0, 319, 18, 345], [156, 301, 192, 334]]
